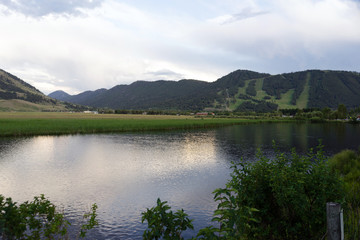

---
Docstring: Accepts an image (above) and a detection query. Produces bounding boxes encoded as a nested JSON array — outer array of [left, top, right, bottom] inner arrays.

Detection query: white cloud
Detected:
[[0, 0, 359, 94], [194, 0, 360, 71], [0, 0, 104, 17], [210, 7, 269, 25]]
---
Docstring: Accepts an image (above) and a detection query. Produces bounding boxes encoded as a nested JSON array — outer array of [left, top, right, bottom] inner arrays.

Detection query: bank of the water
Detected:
[[0, 112, 292, 137]]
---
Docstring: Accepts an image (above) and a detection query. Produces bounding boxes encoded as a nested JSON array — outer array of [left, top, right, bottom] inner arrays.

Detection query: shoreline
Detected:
[[0, 112, 292, 137]]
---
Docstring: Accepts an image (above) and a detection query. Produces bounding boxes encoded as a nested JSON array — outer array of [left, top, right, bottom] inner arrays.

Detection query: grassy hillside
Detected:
[[0, 69, 86, 112], [233, 70, 360, 111], [0, 99, 69, 112], [0, 69, 53, 103], [296, 72, 310, 109], [0, 70, 41, 95]]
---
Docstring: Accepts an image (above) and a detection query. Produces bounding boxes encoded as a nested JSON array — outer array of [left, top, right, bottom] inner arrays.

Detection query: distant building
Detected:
[[84, 111, 98, 114]]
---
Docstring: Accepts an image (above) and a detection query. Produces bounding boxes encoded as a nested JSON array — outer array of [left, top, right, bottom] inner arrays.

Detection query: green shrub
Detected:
[[196, 195, 258, 239], [0, 194, 98, 239], [212, 144, 344, 240], [310, 116, 325, 123], [329, 150, 360, 180], [141, 198, 194, 240], [329, 149, 360, 239]]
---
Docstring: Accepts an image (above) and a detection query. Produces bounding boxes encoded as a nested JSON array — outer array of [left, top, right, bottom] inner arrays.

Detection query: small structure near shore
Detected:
[[83, 111, 98, 114]]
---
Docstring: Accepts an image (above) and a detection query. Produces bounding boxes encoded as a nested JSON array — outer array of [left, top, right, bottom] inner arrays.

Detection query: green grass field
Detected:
[[0, 112, 277, 137], [276, 89, 295, 109], [296, 72, 310, 109], [237, 81, 248, 95], [254, 78, 267, 100], [229, 99, 246, 111]]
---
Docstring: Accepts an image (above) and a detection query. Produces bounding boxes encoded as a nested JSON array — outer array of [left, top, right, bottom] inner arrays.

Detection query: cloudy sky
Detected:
[[1, 0, 360, 95]]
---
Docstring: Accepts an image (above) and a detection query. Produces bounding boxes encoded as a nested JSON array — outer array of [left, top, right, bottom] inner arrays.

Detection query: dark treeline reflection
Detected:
[[214, 123, 360, 162]]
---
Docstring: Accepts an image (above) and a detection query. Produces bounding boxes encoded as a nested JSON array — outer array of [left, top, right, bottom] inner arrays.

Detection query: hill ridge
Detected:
[[48, 69, 360, 111], [2, 68, 359, 112], [0, 69, 85, 112]]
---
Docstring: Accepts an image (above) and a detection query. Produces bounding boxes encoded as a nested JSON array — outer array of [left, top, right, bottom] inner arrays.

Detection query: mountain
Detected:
[[0, 69, 50, 103], [49, 88, 108, 106], [48, 90, 71, 101], [219, 69, 360, 111], [50, 70, 270, 111], [259, 70, 360, 109], [0, 69, 83, 112], [48, 69, 360, 112], [9, 67, 360, 113]]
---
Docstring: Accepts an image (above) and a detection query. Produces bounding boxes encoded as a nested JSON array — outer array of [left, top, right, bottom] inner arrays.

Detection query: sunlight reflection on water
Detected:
[[0, 123, 359, 239]]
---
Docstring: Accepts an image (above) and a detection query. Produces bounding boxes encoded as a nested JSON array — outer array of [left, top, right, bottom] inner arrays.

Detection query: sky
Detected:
[[1, 0, 360, 95]]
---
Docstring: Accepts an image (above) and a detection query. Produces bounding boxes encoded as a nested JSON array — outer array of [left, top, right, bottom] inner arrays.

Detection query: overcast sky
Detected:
[[1, 0, 360, 94]]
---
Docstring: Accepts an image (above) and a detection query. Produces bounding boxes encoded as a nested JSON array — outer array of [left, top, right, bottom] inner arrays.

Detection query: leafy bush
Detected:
[[329, 149, 360, 239], [0, 194, 98, 239], [141, 198, 194, 240], [310, 116, 325, 123], [208, 144, 344, 240], [143, 144, 344, 239], [196, 193, 258, 239]]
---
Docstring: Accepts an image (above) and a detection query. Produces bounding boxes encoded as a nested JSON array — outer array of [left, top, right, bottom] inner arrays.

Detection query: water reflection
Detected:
[[215, 123, 360, 162], [0, 123, 359, 239], [0, 131, 229, 239]]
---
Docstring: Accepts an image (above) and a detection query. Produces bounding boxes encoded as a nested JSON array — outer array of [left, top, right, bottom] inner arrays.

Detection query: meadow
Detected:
[[0, 112, 278, 137]]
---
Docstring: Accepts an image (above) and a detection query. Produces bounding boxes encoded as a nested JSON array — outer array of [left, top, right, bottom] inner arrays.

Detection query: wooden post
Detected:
[[327, 202, 342, 240]]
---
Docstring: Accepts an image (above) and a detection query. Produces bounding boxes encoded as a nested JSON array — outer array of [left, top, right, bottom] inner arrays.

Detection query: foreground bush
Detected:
[[0, 194, 98, 239], [143, 144, 344, 239], [141, 198, 194, 240], [221, 144, 344, 240], [330, 149, 360, 240]]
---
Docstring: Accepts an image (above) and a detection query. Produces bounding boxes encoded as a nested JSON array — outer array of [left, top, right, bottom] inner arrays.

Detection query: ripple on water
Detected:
[[0, 124, 359, 239]]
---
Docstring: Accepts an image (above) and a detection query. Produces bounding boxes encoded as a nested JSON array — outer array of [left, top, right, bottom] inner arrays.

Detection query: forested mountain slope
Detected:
[[0, 69, 52, 103], [50, 69, 360, 111], [0, 69, 83, 111]]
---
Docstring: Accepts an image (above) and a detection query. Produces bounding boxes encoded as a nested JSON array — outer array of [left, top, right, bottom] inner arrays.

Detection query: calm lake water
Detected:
[[0, 122, 359, 239]]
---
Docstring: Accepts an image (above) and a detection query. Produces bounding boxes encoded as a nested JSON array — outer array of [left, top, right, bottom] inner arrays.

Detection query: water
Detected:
[[0, 122, 359, 239]]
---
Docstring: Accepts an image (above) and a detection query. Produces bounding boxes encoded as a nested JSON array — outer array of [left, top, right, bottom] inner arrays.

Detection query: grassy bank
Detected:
[[0, 112, 283, 137]]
